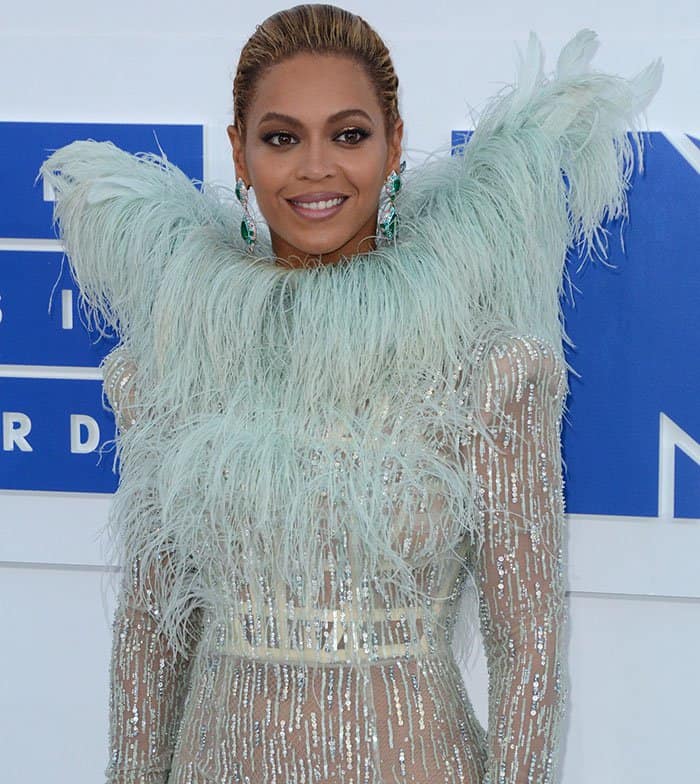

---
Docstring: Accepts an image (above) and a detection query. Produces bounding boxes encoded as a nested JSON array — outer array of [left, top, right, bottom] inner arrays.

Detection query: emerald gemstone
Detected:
[[385, 172, 401, 197], [381, 209, 396, 240]]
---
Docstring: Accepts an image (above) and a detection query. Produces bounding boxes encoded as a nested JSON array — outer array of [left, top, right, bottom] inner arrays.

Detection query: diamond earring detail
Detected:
[[235, 177, 257, 253], [378, 164, 404, 243]]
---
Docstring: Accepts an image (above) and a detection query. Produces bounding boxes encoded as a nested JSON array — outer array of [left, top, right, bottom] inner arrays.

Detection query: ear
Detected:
[[226, 124, 250, 185], [386, 117, 404, 176]]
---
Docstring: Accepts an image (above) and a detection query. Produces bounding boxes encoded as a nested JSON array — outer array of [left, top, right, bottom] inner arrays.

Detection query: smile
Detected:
[[286, 195, 348, 219]]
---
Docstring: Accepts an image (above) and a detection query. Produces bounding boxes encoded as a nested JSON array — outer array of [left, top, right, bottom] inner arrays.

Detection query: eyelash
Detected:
[[261, 127, 372, 147]]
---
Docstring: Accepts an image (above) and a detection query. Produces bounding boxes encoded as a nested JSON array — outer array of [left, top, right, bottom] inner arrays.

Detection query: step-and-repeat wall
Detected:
[[1, 123, 203, 493], [1, 3, 698, 783]]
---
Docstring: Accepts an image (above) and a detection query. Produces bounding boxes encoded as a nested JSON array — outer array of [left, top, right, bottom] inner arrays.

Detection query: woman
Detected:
[[40, 5, 661, 783]]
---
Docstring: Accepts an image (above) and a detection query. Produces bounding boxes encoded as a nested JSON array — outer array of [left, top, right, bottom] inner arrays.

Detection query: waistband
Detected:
[[202, 602, 436, 665]]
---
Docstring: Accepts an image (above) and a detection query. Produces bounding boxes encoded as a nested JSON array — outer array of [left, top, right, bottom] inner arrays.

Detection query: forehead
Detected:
[[248, 52, 382, 123]]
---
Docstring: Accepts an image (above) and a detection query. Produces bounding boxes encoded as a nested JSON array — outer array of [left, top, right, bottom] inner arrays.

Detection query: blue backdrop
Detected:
[[0, 122, 203, 492], [453, 129, 700, 520]]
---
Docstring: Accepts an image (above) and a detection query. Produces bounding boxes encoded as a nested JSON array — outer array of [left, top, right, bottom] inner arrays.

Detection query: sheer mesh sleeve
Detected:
[[461, 336, 570, 784], [102, 347, 199, 784]]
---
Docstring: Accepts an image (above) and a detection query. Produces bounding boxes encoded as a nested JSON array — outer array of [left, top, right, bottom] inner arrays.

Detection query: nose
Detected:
[[295, 137, 337, 180]]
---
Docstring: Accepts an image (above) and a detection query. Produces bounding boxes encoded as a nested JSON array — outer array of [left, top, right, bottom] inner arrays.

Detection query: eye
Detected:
[[262, 131, 298, 147], [335, 127, 371, 145]]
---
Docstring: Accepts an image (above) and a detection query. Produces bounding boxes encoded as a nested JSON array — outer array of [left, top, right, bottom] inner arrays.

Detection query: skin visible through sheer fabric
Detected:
[[103, 334, 568, 784]]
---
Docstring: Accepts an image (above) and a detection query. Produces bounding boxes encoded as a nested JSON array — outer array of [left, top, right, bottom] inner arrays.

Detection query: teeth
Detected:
[[292, 197, 344, 210]]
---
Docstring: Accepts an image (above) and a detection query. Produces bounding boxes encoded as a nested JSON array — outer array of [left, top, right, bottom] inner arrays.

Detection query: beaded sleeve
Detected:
[[462, 336, 569, 784], [101, 347, 198, 784]]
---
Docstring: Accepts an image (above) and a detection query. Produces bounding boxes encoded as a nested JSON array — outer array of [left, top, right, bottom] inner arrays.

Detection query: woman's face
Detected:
[[227, 52, 403, 268]]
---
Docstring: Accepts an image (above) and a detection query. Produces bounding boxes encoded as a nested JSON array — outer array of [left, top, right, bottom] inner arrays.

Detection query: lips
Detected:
[[286, 192, 349, 220]]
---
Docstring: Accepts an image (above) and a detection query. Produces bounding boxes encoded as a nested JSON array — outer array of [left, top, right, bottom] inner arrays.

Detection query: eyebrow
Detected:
[[257, 108, 374, 128]]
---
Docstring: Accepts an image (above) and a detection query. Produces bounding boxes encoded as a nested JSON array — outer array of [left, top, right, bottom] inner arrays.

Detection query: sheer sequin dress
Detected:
[[102, 335, 569, 784]]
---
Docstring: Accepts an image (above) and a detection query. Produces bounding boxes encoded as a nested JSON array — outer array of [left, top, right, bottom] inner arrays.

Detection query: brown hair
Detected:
[[233, 4, 400, 140]]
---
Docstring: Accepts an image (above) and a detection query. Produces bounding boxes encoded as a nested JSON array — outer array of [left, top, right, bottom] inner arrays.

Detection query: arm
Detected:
[[461, 336, 569, 784], [102, 347, 200, 784]]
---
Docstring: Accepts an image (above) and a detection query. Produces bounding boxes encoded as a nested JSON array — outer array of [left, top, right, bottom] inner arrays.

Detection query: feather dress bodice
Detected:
[[41, 30, 661, 784]]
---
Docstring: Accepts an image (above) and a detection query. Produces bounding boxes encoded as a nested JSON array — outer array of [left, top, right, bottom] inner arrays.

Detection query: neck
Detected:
[[270, 221, 379, 270], [274, 252, 359, 270]]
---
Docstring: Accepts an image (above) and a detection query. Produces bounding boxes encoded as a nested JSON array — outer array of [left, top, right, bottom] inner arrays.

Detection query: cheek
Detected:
[[351, 151, 389, 200], [356, 173, 386, 216], [247, 149, 288, 201]]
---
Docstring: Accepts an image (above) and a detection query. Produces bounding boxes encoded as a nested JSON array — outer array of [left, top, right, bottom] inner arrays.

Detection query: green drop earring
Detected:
[[378, 162, 405, 243], [235, 177, 257, 253]]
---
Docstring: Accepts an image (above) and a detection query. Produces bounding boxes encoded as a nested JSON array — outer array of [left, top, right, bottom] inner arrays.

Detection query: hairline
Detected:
[[236, 50, 398, 143]]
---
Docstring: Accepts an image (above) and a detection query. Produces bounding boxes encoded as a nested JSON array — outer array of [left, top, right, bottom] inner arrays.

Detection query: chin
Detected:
[[292, 235, 350, 258]]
